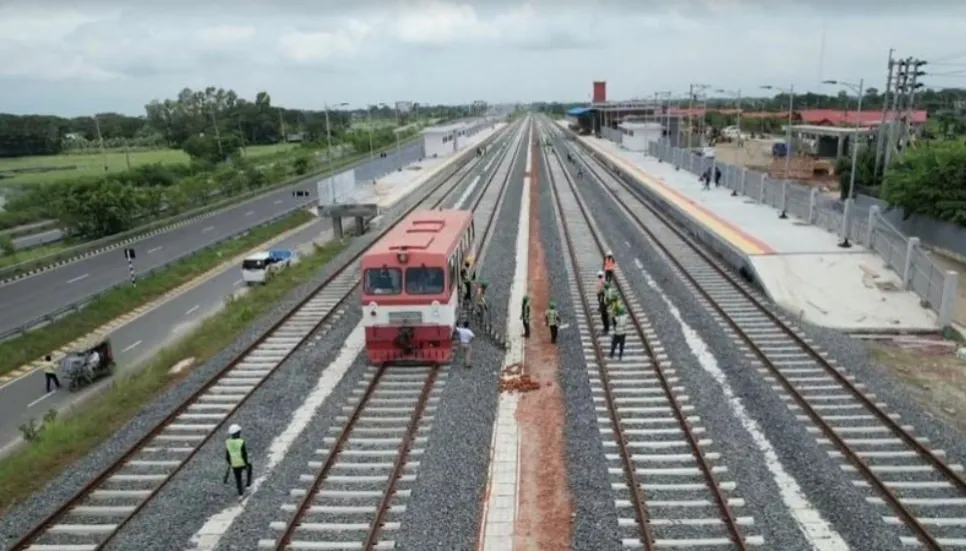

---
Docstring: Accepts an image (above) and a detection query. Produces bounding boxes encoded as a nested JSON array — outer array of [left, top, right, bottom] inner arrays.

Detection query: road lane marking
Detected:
[[233, 279, 244, 286], [185, 305, 200, 316], [121, 340, 142, 353], [28, 393, 52, 408], [202, 226, 214, 233], [274, 199, 283, 204], [67, 273, 89, 284], [245, 210, 254, 216], [148, 246, 163, 254]]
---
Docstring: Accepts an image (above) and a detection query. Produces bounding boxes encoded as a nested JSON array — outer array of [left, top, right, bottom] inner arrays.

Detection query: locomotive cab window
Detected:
[[364, 268, 402, 295], [405, 267, 445, 294]]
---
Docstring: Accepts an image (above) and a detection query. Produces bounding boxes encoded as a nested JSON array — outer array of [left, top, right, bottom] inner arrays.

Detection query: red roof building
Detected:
[[796, 109, 928, 127]]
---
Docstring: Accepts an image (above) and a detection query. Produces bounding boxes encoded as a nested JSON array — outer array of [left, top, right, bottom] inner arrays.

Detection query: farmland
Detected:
[[0, 144, 299, 188]]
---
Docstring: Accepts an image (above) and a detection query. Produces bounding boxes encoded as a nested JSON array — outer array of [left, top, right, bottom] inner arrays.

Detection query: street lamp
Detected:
[[822, 79, 865, 202], [824, 78, 865, 248], [688, 83, 710, 149], [324, 102, 349, 195], [761, 83, 795, 218]]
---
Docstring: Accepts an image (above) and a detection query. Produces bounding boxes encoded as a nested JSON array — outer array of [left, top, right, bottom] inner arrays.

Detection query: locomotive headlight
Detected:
[[369, 301, 378, 317], [431, 300, 440, 318]]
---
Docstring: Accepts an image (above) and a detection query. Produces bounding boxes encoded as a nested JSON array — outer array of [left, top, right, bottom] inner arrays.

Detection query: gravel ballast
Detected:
[[535, 143, 623, 551], [0, 128, 518, 550], [393, 124, 528, 550], [567, 138, 910, 550]]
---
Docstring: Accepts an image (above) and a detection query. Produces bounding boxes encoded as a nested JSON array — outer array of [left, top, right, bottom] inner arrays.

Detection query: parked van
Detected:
[[241, 249, 293, 284]]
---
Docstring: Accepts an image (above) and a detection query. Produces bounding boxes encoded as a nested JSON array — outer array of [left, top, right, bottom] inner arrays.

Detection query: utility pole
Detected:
[[92, 115, 109, 172], [686, 84, 694, 149], [277, 108, 287, 151], [873, 49, 895, 179], [883, 58, 909, 170], [899, 59, 926, 153], [210, 106, 225, 160]]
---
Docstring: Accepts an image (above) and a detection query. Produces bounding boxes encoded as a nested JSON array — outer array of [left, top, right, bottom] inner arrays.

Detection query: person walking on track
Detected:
[[595, 271, 606, 308], [603, 251, 617, 284], [521, 295, 531, 338], [42, 355, 60, 393], [225, 424, 252, 500], [601, 282, 616, 334], [610, 303, 628, 360], [455, 321, 475, 368], [545, 300, 561, 345]]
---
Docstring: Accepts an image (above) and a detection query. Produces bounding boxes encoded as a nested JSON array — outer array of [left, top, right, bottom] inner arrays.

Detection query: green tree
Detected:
[[881, 140, 966, 224], [54, 178, 142, 238], [835, 146, 882, 200]]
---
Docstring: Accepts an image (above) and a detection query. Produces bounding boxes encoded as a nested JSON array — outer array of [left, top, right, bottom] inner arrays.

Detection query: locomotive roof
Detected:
[[365, 209, 472, 257]]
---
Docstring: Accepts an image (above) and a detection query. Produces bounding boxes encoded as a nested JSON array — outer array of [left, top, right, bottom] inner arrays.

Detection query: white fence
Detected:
[[647, 139, 959, 327], [317, 168, 361, 206]]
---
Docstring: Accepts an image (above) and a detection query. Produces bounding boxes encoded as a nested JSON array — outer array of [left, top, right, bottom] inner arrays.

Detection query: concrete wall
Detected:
[[621, 123, 663, 153], [854, 194, 966, 263]]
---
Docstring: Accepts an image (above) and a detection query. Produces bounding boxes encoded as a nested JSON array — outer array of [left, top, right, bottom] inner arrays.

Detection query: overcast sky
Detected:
[[1, 0, 964, 117]]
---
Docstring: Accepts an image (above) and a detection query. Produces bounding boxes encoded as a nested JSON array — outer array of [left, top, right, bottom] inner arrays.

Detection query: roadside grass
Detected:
[[0, 242, 74, 269], [0, 209, 315, 378], [0, 144, 298, 187], [0, 237, 349, 514]]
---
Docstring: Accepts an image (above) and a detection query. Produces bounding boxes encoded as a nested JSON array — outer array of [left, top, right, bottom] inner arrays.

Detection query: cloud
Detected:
[[197, 25, 256, 45], [277, 20, 373, 65]]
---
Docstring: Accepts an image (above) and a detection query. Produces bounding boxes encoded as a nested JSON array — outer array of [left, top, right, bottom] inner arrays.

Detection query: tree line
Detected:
[[0, 88, 476, 159]]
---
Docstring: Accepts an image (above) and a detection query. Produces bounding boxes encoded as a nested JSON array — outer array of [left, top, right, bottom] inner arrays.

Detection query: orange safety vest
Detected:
[[604, 257, 616, 271]]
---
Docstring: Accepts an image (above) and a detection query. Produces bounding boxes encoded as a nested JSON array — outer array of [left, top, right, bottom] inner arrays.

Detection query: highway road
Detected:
[[0, 130, 502, 455], [0, 218, 334, 452], [0, 140, 424, 336]]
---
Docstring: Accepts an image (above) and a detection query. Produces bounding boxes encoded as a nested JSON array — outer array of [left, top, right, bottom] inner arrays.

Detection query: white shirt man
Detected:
[[454, 322, 475, 368]]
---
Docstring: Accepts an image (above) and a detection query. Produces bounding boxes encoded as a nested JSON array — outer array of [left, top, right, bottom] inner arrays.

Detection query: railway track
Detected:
[[8, 121, 523, 551], [555, 120, 966, 549], [541, 124, 762, 549], [256, 119, 530, 549], [260, 363, 444, 549]]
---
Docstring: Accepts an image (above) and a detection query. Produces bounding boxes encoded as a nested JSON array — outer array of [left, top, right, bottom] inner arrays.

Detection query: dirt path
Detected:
[[868, 336, 966, 437], [513, 139, 574, 550]]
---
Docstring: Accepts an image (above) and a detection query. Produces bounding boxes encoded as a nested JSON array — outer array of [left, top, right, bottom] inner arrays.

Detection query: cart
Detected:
[[60, 339, 115, 391]]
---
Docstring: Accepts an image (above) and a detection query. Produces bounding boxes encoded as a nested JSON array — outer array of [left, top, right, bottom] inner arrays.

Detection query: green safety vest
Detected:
[[226, 438, 246, 468], [546, 309, 559, 326], [613, 314, 628, 336], [521, 302, 530, 322]]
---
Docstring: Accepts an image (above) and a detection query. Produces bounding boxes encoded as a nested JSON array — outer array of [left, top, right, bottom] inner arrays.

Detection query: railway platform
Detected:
[[559, 122, 942, 332]]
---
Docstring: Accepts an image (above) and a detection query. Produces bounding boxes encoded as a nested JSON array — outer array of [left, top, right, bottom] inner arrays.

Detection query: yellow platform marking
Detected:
[[581, 139, 776, 256]]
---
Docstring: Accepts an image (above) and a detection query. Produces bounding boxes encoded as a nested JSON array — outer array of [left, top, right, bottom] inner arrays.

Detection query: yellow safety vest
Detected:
[[226, 438, 246, 468], [546, 309, 559, 326], [613, 314, 628, 336], [42, 361, 57, 375]]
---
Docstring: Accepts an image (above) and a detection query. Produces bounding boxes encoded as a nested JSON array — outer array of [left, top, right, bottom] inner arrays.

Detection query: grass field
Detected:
[[0, 237, 349, 513], [0, 144, 299, 187]]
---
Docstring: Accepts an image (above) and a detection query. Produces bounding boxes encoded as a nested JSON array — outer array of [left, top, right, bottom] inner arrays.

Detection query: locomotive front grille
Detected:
[[388, 311, 424, 325]]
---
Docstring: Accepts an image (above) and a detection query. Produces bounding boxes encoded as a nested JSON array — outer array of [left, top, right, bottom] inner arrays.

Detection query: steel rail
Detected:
[[268, 119, 530, 549], [8, 121, 520, 551], [541, 126, 748, 549], [560, 122, 950, 550]]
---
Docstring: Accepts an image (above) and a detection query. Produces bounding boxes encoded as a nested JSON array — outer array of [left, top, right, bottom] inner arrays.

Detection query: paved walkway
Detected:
[[562, 124, 939, 332]]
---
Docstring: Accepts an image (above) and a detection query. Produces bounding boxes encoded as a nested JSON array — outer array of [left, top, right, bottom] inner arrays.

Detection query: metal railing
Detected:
[[647, 139, 959, 327]]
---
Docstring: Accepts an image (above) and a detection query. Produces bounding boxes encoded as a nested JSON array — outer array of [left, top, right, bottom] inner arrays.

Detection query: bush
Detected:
[[881, 140, 966, 225]]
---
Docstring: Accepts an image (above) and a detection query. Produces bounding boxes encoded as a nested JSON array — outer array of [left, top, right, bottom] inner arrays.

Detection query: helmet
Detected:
[[228, 424, 242, 435], [606, 250, 613, 257], [597, 270, 604, 277], [480, 281, 488, 289], [549, 300, 557, 308], [523, 295, 529, 302]]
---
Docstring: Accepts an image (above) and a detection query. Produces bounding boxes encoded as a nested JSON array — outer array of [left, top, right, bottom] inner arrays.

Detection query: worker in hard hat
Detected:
[[595, 271, 606, 309], [545, 300, 561, 344], [610, 303, 628, 360], [601, 282, 616, 334], [603, 250, 617, 284], [225, 424, 252, 499]]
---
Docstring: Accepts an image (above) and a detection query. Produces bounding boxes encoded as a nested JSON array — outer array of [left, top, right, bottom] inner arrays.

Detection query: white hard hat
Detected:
[[597, 270, 604, 277], [228, 424, 242, 435], [606, 250, 613, 256]]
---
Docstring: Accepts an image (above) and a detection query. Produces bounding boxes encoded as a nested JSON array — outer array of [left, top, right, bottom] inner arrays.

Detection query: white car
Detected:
[[241, 249, 293, 284]]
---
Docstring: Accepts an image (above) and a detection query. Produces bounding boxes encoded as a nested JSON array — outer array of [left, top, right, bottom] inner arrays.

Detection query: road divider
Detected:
[[0, 208, 320, 383], [0, 237, 349, 513], [0, 135, 419, 284]]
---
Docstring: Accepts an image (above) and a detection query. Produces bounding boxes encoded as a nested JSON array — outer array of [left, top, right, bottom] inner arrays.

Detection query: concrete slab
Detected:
[[561, 121, 940, 332]]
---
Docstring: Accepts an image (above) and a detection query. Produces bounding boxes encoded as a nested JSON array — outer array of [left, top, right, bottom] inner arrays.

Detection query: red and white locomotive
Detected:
[[360, 209, 476, 364]]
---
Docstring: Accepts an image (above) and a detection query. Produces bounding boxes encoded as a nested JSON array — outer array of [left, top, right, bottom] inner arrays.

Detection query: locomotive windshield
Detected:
[[405, 267, 445, 294], [365, 268, 402, 294]]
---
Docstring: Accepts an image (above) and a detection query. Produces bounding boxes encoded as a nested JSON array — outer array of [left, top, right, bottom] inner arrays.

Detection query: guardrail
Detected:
[[0, 125, 505, 343], [0, 136, 421, 283]]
